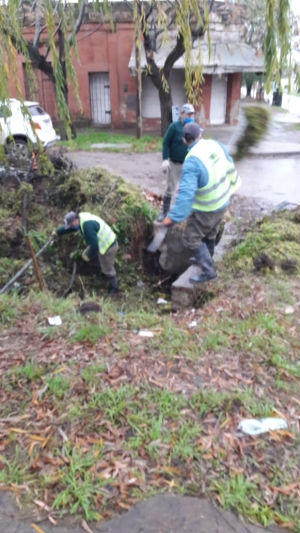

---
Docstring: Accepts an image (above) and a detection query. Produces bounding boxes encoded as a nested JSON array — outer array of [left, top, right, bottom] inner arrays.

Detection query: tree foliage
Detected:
[[131, 0, 293, 132], [0, 0, 294, 137]]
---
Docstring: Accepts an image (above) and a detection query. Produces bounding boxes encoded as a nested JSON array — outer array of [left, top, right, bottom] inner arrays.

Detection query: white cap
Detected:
[[182, 103, 195, 114], [64, 211, 77, 229]]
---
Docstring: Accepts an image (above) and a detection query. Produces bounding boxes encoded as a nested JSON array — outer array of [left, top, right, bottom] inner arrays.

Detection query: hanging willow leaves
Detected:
[[0, 0, 294, 137]]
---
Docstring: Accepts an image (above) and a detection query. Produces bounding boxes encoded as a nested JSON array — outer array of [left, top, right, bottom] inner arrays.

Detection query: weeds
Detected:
[[47, 375, 70, 398], [51, 446, 108, 520], [81, 364, 107, 385], [58, 129, 162, 153], [73, 324, 109, 344], [213, 475, 272, 525], [9, 361, 43, 381], [0, 447, 31, 485]]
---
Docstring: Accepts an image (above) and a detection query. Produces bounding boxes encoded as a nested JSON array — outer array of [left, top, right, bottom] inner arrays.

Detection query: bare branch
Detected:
[[164, 32, 185, 76], [68, 0, 86, 47], [124, 0, 133, 11], [145, 1, 154, 21], [209, 0, 216, 14], [45, 17, 62, 59], [33, 4, 41, 48]]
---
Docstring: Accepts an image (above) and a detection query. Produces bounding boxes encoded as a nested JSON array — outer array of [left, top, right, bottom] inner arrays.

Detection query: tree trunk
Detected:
[[57, 65, 77, 140], [246, 81, 253, 97], [159, 87, 173, 136]]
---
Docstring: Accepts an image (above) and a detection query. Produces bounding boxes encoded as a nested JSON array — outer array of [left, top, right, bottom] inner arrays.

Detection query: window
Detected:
[[27, 105, 46, 116]]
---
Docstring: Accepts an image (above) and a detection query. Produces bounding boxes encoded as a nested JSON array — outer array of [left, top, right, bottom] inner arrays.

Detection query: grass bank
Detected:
[[58, 130, 162, 153], [0, 267, 300, 529], [1, 160, 300, 529]]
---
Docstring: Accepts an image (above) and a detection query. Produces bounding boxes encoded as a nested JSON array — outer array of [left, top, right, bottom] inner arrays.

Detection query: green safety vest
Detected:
[[186, 139, 241, 212], [79, 212, 116, 255]]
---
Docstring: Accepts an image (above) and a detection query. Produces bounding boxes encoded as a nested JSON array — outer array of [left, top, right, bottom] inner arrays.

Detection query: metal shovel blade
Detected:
[[147, 226, 169, 253]]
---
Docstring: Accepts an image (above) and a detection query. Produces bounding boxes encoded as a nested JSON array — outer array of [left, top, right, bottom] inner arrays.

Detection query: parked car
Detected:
[[0, 98, 57, 163]]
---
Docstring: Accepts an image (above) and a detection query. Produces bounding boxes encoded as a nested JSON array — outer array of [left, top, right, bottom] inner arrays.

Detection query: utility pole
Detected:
[[135, 37, 142, 139]]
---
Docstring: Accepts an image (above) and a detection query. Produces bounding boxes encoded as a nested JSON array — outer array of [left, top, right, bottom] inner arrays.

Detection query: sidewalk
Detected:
[[1, 493, 281, 533], [204, 105, 300, 157]]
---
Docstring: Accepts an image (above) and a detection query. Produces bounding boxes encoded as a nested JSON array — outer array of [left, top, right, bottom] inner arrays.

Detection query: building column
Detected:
[[107, 30, 120, 128], [226, 73, 242, 125]]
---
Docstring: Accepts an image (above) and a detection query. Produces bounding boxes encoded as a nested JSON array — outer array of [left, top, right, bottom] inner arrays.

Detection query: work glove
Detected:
[[162, 160, 170, 173], [81, 251, 90, 262]]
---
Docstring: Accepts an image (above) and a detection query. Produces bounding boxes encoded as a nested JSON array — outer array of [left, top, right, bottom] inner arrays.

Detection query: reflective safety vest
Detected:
[[79, 212, 116, 255], [186, 139, 241, 212]]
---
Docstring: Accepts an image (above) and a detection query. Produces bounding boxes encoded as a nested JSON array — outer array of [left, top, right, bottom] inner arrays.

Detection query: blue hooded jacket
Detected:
[[167, 139, 233, 223]]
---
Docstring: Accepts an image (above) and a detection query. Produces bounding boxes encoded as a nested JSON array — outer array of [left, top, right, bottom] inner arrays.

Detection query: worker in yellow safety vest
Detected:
[[162, 122, 241, 283], [54, 211, 118, 295]]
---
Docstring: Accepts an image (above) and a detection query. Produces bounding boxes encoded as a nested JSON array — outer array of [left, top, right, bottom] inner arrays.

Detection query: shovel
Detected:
[[147, 225, 169, 253]]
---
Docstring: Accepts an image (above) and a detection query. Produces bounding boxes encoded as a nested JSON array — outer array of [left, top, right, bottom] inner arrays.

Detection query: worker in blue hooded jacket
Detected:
[[162, 122, 241, 283]]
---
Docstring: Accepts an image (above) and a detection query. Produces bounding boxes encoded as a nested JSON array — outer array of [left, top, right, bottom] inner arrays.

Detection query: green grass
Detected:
[[1, 270, 300, 528], [0, 447, 31, 485], [213, 475, 273, 526], [58, 129, 162, 153], [47, 375, 70, 398], [81, 363, 107, 385], [73, 324, 109, 344], [51, 446, 108, 520], [9, 361, 43, 381]]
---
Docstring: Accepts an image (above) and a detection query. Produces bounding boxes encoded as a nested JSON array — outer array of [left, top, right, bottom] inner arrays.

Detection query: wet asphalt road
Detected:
[[69, 151, 300, 208]]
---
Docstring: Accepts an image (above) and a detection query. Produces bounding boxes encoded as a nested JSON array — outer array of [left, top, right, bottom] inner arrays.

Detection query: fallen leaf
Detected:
[[33, 500, 51, 512], [81, 520, 94, 533], [31, 524, 45, 533]]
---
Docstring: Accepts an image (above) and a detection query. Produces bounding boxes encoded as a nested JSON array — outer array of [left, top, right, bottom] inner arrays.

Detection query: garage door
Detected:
[[210, 75, 227, 125], [89, 72, 111, 124], [142, 69, 186, 119]]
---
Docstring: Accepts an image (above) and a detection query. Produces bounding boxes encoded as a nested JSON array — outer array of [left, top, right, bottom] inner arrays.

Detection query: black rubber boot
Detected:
[[107, 275, 118, 295], [157, 196, 172, 222], [189, 238, 216, 265], [203, 237, 216, 258], [189, 243, 217, 284]]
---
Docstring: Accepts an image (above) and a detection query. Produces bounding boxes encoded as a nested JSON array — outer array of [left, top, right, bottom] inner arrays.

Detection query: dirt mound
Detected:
[[0, 163, 157, 296]]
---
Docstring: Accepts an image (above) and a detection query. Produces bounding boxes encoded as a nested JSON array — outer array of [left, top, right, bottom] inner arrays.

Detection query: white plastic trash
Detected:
[[157, 298, 168, 305], [47, 316, 62, 326], [238, 418, 288, 436], [285, 306, 294, 315], [138, 330, 154, 337]]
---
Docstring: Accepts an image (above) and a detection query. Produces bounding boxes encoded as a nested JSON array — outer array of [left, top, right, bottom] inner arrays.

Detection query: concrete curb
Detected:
[[247, 151, 300, 158]]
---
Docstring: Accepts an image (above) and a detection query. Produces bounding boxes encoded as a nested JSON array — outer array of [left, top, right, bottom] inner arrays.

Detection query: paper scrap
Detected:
[[138, 330, 154, 337], [47, 316, 62, 326], [157, 298, 168, 305]]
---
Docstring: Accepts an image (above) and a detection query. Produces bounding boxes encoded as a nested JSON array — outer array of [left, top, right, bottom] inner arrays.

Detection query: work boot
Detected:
[[156, 196, 171, 222], [107, 275, 118, 295], [203, 237, 216, 258], [189, 243, 217, 284], [189, 238, 216, 265]]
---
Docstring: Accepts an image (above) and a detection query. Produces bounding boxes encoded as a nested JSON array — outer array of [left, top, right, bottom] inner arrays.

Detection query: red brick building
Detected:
[[9, 4, 264, 131]]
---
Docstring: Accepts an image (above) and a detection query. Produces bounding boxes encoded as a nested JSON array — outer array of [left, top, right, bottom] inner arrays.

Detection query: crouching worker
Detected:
[[162, 123, 241, 284], [53, 211, 118, 295]]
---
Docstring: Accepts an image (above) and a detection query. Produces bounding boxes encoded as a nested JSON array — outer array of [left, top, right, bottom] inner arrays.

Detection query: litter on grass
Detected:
[[47, 316, 62, 326], [238, 417, 288, 436], [138, 330, 155, 338], [285, 306, 294, 315], [157, 298, 168, 305]]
